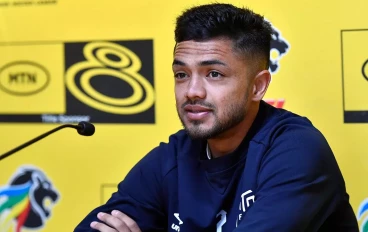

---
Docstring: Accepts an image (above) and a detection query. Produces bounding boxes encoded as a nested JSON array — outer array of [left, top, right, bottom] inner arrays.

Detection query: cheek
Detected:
[[175, 81, 190, 95], [212, 87, 246, 112], [174, 86, 180, 96], [210, 91, 232, 113], [175, 82, 183, 93], [174, 85, 184, 104]]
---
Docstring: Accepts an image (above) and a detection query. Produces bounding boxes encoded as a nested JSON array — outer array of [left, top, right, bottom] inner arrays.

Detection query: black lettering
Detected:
[[0, 2, 10, 7], [8, 73, 37, 84], [28, 73, 36, 83], [37, 0, 57, 5], [19, 73, 27, 83], [9, 74, 17, 83], [13, 1, 33, 6]]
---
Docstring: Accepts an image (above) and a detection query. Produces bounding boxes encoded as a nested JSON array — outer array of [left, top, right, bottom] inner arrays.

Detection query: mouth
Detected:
[[42, 194, 58, 217], [183, 105, 212, 121]]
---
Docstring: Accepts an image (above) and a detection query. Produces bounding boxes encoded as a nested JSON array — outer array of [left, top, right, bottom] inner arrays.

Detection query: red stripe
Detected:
[[16, 200, 31, 232]]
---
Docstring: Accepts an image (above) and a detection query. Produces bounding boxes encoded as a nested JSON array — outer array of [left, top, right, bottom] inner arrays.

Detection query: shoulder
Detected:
[[136, 129, 194, 176], [253, 102, 344, 189], [253, 101, 328, 149]]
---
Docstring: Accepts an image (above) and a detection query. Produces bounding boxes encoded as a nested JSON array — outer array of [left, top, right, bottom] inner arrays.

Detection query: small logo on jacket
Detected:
[[236, 190, 255, 227], [171, 213, 183, 231]]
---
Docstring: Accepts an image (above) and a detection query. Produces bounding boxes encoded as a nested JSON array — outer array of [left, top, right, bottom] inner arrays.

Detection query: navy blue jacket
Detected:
[[75, 101, 358, 231]]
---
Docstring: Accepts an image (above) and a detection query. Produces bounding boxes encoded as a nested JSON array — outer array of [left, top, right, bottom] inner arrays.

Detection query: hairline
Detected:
[[173, 36, 268, 77]]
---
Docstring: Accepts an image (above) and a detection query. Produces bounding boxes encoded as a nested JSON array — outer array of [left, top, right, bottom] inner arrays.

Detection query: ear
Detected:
[[32, 172, 43, 186], [251, 70, 271, 101]]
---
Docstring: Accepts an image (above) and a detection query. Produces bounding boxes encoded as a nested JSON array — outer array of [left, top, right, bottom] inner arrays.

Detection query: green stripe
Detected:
[[0, 192, 28, 213], [363, 222, 368, 232]]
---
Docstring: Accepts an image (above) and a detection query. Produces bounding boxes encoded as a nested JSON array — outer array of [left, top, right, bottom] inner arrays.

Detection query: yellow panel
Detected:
[[0, 0, 367, 231], [0, 43, 65, 113]]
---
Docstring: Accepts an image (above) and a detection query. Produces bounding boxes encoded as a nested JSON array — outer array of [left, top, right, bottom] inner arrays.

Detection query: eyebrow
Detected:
[[172, 59, 227, 67], [172, 59, 186, 66]]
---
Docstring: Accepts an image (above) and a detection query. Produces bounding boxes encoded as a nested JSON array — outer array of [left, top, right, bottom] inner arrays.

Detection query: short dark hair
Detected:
[[174, 3, 274, 70]]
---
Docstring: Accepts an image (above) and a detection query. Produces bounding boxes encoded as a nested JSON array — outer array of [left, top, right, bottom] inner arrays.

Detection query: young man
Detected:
[[75, 3, 359, 232]]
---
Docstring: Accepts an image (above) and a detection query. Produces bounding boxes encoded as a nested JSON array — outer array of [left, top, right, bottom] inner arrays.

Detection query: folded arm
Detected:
[[74, 146, 167, 232]]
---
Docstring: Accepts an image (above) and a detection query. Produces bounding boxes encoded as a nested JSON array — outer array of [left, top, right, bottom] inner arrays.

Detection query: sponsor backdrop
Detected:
[[0, 0, 366, 231]]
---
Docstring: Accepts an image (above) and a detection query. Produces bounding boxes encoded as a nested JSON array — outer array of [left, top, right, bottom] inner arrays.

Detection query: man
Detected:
[[75, 3, 359, 232]]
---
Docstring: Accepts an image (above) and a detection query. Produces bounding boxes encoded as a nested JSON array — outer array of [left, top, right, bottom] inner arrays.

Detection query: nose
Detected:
[[186, 76, 206, 100]]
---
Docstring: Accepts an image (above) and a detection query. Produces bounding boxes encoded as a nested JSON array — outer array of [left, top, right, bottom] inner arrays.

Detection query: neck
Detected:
[[207, 103, 259, 158]]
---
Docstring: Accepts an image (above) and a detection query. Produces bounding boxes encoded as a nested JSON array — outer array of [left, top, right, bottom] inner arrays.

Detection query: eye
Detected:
[[42, 181, 51, 189], [208, 71, 223, 78], [174, 72, 188, 79]]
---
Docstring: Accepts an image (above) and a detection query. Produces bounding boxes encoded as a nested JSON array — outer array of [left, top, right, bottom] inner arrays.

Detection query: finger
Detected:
[[97, 212, 131, 232], [111, 210, 141, 232], [90, 221, 116, 232]]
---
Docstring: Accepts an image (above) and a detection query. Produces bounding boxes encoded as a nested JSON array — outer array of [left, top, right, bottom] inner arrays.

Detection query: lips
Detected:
[[183, 105, 212, 120]]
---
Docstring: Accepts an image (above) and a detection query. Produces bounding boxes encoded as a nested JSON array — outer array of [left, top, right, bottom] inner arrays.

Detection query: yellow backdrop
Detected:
[[0, 0, 367, 231]]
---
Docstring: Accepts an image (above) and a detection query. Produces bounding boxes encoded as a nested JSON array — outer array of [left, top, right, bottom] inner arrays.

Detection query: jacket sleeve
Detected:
[[74, 146, 167, 232], [234, 124, 357, 231]]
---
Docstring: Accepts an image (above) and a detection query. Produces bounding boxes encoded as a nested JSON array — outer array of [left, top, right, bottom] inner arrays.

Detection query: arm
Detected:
[[74, 146, 167, 232], [234, 125, 351, 231]]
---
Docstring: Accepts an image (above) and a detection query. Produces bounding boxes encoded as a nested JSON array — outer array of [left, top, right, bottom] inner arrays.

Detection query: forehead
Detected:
[[173, 39, 242, 62]]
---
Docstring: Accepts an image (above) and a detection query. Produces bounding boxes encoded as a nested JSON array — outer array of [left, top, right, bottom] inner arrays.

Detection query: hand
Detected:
[[90, 210, 141, 232]]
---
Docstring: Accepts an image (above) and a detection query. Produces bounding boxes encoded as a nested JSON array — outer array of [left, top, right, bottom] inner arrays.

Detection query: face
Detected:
[[173, 38, 253, 140]]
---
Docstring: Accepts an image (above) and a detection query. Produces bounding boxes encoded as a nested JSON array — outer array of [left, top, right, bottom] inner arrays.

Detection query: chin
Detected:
[[184, 125, 212, 139], [185, 131, 208, 140]]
